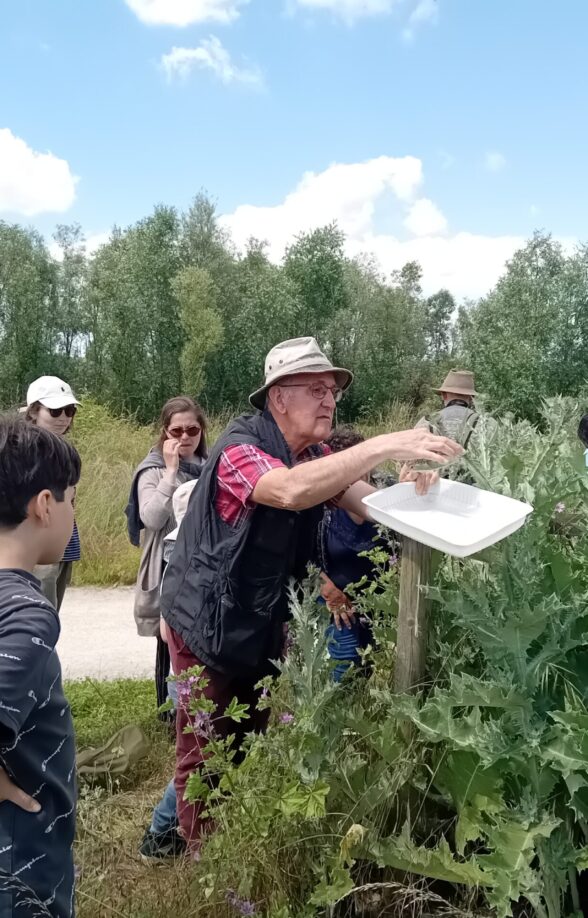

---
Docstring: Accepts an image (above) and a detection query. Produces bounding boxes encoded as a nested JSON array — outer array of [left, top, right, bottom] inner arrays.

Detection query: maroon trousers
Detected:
[[167, 626, 269, 848]]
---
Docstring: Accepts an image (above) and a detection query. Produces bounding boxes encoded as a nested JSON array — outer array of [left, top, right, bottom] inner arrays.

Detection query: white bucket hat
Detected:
[[249, 337, 353, 410], [164, 479, 198, 543], [23, 376, 80, 411]]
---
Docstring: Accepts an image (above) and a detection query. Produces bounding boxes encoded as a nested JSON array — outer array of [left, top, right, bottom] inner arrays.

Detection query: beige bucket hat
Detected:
[[434, 369, 477, 397], [249, 337, 353, 410]]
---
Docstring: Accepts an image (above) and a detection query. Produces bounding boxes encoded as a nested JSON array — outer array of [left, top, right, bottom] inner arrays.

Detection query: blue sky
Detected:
[[1, 0, 587, 297]]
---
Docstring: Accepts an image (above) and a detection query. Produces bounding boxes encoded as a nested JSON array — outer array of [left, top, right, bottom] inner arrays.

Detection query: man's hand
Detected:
[[384, 428, 462, 464], [399, 464, 440, 496], [0, 766, 41, 813], [320, 574, 355, 631]]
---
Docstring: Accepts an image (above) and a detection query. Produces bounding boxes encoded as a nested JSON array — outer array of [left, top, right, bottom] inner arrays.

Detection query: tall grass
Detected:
[[72, 402, 153, 585], [71, 399, 421, 586]]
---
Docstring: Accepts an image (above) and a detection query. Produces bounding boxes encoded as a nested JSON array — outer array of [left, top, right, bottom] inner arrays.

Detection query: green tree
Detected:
[[53, 223, 88, 387], [0, 221, 57, 406], [85, 207, 183, 421], [173, 266, 223, 396], [284, 224, 349, 337], [206, 239, 302, 410], [425, 289, 455, 360], [459, 233, 576, 419]]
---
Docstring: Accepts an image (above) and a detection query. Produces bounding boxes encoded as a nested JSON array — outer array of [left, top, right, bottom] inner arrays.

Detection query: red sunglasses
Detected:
[[167, 424, 201, 439]]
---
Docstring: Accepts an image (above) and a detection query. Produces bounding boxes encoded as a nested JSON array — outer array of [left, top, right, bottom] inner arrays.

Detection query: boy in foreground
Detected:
[[0, 416, 81, 917]]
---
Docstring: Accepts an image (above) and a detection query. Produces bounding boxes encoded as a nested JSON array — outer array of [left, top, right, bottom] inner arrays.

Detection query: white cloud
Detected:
[[222, 156, 423, 255], [484, 151, 507, 173], [402, 0, 439, 41], [294, 0, 397, 23], [0, 128, 77, 217], [357, 231, 524, 300], [220, 155, 530, 299], [161, 37, 262, 86], [49, 231, 110, 263], [294, 0, 439, 30], [404, 197, 447, 236], [124, 0, 246, 26]]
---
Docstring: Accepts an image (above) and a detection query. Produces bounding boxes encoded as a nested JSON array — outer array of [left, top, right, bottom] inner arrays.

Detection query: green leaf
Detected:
[[277, 780, 330, 819], [309, 865, 354, 905], [184, 772, 210, 804], [225, 697, 252, 723], [365, 829, 487, 887], [435, 750, 504, 812]]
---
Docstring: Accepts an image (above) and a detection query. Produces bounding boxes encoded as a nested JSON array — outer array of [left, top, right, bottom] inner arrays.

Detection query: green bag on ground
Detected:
[[76, 724, 149, 780]]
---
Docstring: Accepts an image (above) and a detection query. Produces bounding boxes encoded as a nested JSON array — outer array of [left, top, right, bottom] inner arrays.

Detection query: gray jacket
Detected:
[[134, 464, 202, 637]]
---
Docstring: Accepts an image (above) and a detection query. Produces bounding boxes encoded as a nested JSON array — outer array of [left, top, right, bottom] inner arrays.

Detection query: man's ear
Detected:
[[28, 490, 53, 528], [267, 386, 287, 416]]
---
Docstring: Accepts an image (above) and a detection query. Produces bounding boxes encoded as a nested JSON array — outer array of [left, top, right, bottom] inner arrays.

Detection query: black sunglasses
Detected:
[[48, 405, 77, 419]]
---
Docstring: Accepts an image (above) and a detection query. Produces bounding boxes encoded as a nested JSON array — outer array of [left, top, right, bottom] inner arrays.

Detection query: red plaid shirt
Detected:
[[216, 442, 331, 527]]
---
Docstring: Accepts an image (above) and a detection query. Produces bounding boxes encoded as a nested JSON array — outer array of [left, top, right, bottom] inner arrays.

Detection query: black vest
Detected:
[[161, 411, 324, 677]]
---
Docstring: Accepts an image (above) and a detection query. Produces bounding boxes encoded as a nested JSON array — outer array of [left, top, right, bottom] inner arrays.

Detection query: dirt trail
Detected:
[[57, 586, 155, 681]]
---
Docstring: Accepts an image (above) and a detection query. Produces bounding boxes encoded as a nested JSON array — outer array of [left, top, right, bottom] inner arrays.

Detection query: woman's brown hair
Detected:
[[24, 403, 41, 424], [156, 396, 208, 459]]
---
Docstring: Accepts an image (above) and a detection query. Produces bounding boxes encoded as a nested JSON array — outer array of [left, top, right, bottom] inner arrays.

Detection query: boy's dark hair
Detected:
[[578, 415, 588, 449], [0, 415, 81, 528], [326, 425, 365, 453]]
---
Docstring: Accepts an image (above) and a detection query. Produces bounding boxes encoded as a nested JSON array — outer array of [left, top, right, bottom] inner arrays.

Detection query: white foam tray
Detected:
[[362, 480, 533, 558]]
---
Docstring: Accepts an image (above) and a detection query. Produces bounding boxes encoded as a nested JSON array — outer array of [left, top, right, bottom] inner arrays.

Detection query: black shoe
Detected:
[[139, 827, 186, 863]]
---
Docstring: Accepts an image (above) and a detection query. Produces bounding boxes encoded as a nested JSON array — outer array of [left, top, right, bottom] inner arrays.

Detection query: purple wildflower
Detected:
[[389, 553, 399, 566], [555, 502, 566, 514], [177, 680, 191, 698], [226, 890, 257, 916], [260, 686, 269, 700], [192, 710, 214, 738], [279, 712, 294, 725]]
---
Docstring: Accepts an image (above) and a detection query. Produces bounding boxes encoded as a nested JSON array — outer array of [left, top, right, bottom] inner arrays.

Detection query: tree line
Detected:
[[0, 193, 585, 424]]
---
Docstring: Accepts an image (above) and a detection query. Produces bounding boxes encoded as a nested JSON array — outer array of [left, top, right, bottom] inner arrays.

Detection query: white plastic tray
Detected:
[[362, 480, 533, 558]]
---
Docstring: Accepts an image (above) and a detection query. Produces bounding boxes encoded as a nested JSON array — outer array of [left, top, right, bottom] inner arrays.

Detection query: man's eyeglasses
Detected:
[[168, 425, 202, 439], [279, 383, 344, 403], [48, 405, 77, 419]]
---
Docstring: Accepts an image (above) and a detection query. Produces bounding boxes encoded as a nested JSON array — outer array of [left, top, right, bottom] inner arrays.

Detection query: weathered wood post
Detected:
[[395, 537, 432, 694]]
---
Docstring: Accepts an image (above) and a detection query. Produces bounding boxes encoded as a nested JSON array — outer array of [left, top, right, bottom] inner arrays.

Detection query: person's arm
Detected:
[[137, 467, 177, 532], [0, 600, 58, 814], [252, 429, 460, 511]]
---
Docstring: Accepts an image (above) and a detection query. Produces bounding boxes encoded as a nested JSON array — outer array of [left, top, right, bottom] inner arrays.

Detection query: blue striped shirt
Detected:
[[62, 520, 81, 562]]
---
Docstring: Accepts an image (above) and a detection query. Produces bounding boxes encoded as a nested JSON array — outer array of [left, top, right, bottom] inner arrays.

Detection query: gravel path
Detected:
[[57, 586, 156, 681]]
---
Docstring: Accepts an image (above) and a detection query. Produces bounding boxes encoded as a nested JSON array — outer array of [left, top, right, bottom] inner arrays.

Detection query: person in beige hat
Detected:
[[160, 336, 462, 852], [417, 369, 480, 449]]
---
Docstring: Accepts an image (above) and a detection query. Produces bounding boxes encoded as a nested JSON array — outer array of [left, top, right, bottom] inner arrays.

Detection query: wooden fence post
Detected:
[[395, 537, 432, 694]]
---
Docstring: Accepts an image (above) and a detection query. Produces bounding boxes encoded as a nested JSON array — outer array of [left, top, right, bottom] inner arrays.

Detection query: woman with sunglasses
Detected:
[[23, 375, 81, 611], [126, 396, 208, 716]]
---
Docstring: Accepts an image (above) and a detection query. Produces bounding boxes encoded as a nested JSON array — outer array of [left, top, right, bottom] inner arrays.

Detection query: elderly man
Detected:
[[161, 336, 460, 850]]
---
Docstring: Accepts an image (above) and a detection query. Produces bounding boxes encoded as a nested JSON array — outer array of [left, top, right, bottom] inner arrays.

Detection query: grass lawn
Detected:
[[68, 678, 203, 918]]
